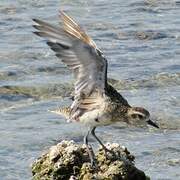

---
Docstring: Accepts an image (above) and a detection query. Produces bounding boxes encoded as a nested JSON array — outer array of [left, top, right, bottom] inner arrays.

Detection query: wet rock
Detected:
[[167, 158, 180, 166], [0, 83, 73, 100], [32, 140, 149, 180], [135, 31, 169, 40]]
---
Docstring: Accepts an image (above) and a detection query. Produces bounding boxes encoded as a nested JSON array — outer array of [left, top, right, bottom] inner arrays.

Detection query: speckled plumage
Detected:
[[51, 83, 130, 126], [33, 11, 159, 166]]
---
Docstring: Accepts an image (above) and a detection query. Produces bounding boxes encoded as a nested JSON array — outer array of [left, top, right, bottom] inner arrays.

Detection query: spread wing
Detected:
[[33, 11, 108, 120]]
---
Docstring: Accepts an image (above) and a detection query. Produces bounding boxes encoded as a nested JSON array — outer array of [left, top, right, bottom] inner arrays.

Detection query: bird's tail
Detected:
[[49, 106, 71, 120]]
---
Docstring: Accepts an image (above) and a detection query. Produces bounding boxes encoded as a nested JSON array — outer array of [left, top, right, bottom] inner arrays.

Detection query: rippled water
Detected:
[[0, 0, 180, 179]]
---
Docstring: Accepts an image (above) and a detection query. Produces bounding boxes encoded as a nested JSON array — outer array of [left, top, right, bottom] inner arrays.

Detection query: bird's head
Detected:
[[127, 107, 159, 128]]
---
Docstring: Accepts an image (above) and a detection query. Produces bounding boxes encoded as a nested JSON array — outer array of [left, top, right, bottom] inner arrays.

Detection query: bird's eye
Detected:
[[131, 114, 144, 119], [131, 114, 137, 119], [137, 114, 143, 119]]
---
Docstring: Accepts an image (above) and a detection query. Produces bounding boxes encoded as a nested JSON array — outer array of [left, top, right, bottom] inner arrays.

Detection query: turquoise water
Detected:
[[0, 0, 180, 179]]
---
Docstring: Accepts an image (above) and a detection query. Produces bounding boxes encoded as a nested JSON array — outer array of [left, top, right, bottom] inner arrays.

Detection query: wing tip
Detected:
[[46, 41, 55, 47], [32, 24, 39, 29], [32, 18, 40, 24], [33, 31, 41, 36], [59, 9, 66, 17]]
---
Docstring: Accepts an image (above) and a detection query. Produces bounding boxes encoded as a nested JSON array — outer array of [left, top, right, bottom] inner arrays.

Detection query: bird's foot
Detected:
[[85, 145, 98, 168], [101, 145, 118, 160], [90, 158, 97, 169], [102, 146, 130, 164]]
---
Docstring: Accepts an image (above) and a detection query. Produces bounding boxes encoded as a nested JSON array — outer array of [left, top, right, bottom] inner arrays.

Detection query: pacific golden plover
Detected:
[[33, 11, 159, 166]]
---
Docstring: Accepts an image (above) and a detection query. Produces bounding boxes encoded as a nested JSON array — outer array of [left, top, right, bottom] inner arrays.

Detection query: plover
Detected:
[[33, 11, 159, 166]]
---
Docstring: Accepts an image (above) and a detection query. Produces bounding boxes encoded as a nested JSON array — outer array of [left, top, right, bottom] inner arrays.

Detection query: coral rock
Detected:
[[31, 140, 149, 180]]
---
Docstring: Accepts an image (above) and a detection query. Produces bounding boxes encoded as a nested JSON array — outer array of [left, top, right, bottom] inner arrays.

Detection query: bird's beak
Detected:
[[146, 119, 159, 128]]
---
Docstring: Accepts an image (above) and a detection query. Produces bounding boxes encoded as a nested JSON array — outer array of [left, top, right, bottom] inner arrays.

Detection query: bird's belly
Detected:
[[79, 109, 112, 127]]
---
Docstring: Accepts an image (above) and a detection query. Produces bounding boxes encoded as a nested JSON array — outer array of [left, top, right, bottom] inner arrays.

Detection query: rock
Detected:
[[31, 140, 149, 180]]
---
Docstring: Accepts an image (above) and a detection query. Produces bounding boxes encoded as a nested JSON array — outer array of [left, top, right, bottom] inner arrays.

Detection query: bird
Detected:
[[33, 11, 159, 166]]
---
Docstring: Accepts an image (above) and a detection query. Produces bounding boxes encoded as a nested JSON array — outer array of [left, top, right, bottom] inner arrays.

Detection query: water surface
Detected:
[[0, 0, 180, 179]]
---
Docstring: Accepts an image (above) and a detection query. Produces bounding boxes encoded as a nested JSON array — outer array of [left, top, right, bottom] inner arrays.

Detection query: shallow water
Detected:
[[0, 0, 180, 179]]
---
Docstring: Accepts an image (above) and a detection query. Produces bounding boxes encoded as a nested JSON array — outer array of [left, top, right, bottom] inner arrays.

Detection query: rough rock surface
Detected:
[[31, 140, 149, 180]]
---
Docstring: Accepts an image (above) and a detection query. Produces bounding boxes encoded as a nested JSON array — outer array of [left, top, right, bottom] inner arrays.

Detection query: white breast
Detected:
[[79, 109, 112, 127]]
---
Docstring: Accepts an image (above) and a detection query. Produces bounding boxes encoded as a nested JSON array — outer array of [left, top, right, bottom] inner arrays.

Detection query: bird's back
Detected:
[[106, 84, 130, 107]]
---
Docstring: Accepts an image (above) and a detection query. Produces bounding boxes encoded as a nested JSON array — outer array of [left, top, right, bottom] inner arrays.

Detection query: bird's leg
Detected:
[[90, 127, 115, 156], [84, 129, 96, 167]]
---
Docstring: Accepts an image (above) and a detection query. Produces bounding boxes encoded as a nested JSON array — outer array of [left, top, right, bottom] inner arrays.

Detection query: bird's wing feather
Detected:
[[33, 11, 107, 120]]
